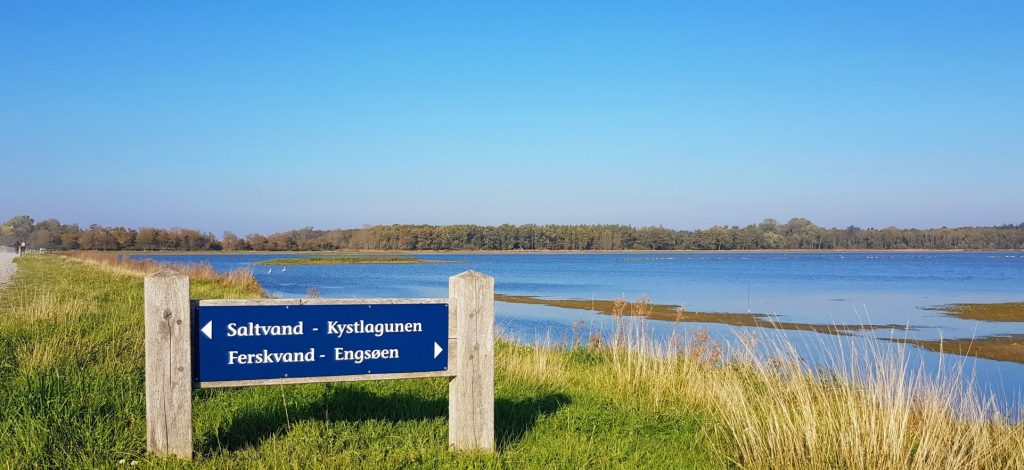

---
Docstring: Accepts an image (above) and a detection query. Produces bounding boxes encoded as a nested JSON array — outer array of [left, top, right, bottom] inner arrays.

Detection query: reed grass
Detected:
[[65, 251, 264, 297]]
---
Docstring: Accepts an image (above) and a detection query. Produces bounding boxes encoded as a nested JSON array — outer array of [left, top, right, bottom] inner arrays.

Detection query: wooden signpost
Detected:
[[143, 270, 495, 460]]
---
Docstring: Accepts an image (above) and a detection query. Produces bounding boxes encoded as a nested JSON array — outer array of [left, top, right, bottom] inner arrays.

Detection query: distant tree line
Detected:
[[0, 216, 220, 251], [3, 215, 1024, 251]]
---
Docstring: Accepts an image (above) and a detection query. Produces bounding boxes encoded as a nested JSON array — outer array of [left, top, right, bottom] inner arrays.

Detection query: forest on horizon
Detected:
[[3, 215, 1024, 252]]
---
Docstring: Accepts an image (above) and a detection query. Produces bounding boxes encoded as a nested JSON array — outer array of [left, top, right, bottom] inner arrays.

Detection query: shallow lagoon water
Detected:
[[135, 251, 1024, 412]]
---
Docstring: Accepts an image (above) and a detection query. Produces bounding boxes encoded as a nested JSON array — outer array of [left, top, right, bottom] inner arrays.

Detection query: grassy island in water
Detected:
[[931, 302, 1024, 322]]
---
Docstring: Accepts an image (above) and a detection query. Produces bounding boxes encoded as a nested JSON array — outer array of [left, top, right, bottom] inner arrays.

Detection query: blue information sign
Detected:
[[194, 303, 449, 383]]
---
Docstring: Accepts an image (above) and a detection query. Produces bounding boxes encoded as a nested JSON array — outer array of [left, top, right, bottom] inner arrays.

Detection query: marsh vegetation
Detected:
[[931, 302, 1024, 322]]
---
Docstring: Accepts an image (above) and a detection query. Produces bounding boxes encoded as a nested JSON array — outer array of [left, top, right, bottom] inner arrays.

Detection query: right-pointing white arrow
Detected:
[[201, 321, 213, 339], [434, 341, 443, 359]]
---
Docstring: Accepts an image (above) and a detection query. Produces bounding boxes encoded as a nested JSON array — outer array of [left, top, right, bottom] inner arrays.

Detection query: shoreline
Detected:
[[113, 248, 1024, 256]]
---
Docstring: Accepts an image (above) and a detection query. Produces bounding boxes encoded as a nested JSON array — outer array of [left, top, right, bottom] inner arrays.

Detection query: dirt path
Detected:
[[0, 252, 16, 290]]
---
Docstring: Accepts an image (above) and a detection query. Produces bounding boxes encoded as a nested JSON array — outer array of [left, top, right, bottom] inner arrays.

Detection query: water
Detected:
[[134, 251, 1024, 412]]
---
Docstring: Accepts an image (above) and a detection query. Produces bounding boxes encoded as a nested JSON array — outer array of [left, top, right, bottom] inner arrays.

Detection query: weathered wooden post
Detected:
[[448, 271, 495, 451], [144, 270, 193, 459]]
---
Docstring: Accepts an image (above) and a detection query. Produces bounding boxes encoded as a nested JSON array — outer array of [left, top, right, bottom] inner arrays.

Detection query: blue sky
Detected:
[[1, 2, 1021, 234]]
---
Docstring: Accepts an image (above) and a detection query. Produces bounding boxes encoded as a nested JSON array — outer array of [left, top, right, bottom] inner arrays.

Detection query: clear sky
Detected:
[[1, 1, 1021, 235]]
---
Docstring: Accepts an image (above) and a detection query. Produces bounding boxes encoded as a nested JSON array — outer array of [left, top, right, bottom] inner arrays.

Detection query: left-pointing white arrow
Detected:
[[434, 341, 443, 359], [201, 321, 213, 339]]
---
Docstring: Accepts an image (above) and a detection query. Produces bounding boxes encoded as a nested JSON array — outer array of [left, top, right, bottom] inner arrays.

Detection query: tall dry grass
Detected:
[[64, 251, 265, 296], [504, 297, 1024, 469], [714, 334, 1024, 468]]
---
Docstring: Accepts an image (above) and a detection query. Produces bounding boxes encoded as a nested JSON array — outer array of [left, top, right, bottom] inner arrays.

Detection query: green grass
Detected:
[[0, 255, 722, 468], [254, 257, 440, 266]]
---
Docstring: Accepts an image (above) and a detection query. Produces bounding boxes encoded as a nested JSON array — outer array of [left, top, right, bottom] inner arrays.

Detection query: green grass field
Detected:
[[0, 256, 721, 468]]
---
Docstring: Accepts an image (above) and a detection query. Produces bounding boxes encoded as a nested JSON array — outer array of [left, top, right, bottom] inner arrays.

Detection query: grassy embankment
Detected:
[[254, 257, 440, 266], [2, 254, 1023, 468]]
